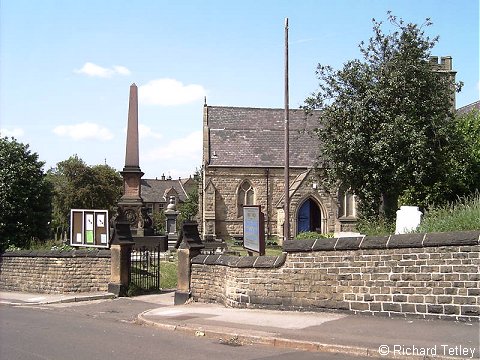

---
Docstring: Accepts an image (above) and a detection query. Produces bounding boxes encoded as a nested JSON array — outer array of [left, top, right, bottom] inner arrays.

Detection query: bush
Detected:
[[294, 232, 334, 240], [417, 193, 480, 233], [356, 218, 395, 236]]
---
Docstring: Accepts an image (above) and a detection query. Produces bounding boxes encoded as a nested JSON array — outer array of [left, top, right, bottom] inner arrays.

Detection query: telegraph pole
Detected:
[[284, 18, 290, 242]]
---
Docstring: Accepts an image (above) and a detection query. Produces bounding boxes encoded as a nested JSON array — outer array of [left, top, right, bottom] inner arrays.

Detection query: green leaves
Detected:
[[305, 12, 464, 220], [0, 137, 52, 250], [47, 155, 122, 241]]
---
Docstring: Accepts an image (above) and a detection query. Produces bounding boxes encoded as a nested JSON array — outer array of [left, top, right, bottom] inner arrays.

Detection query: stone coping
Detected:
[[284, 230, 480, 252], [0, 249, 111, 258], [191, 231, 480, 269], [192, 253, 287, 268]]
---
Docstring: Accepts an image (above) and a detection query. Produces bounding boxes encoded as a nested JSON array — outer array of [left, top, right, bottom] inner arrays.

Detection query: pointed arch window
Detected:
[[338, 188, 356, 218], [237, 180, 255, 216]]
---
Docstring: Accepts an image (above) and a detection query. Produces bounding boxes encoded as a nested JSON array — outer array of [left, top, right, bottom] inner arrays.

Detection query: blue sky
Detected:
[[1, 0, 478, 179]]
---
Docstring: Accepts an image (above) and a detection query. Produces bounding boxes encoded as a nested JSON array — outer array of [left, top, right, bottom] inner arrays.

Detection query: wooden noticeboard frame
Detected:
[[243, 205, 265, 255], [70, 209, 109, 248]]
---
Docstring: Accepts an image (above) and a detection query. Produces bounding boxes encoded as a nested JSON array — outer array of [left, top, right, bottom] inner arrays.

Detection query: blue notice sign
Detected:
[[243, 205, 265, 255]]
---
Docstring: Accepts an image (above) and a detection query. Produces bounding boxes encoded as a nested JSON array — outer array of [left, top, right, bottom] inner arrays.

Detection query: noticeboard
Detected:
[[70, 209, 109, 248], [243, 205, 265, 255]]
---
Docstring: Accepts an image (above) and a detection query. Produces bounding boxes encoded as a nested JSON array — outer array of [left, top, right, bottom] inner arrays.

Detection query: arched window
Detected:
[[237, 180, 255, 216], [338, 188, 356, 218]]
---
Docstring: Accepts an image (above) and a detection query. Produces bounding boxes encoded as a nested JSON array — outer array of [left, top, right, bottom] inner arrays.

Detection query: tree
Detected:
[[152, 210, 166, 235], [47, 155, 122, 240], [178, 168, 201, 225], [178, 186, 199, 224], [403, 108, 480, 206], [0, 137, 52, 250], [449, 109, 480, 196], [304, 12, 463, 220]]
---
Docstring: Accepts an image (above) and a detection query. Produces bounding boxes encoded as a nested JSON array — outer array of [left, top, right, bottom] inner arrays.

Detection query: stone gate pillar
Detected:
[[174, 221, 204, 305], [108, 218, 134, 296]]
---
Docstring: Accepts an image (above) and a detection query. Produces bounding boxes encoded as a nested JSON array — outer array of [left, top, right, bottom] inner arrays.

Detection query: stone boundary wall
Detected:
[[191, 231, 480, 321], [0, 249, 111, 293]]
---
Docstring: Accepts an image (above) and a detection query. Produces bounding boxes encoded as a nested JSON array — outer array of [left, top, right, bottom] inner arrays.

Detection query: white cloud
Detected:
[[74, 62, 131, 78], [123, 123, 163, 139], [139, 78, 206, 106], [139, 124, 163, 139], [53, 122, 114, 141], [0, 127, 24, 138], [145, 131, 202, 161], [113, 65, 131, 76]]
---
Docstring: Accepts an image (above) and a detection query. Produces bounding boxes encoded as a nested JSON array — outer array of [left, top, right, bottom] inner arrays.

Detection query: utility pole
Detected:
[[284, 18, 290, 242]]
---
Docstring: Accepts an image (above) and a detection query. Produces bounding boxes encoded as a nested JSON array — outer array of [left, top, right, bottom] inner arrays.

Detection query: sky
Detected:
[[1, 0, 478, 179]]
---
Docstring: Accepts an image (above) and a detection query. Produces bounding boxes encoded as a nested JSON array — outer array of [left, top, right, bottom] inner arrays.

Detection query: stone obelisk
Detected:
[[124, 83, 141, 173], [118, 83, 152, 236]]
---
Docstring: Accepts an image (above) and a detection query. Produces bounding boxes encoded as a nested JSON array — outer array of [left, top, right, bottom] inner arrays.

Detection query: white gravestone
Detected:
[[395, 206, 422, 234]]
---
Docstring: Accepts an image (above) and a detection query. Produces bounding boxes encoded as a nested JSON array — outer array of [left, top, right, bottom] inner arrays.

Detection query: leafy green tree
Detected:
[[178, 168, 201, 225], [0, 137, 52, 250], [449, 109, 480, 196], [178, 186, 199, 224], [401, 109, 480, 206], [455, 109, 480, 175], [304, 12, 463, 221], [152, 210, 166, 234], [48, 155, 122, 240]]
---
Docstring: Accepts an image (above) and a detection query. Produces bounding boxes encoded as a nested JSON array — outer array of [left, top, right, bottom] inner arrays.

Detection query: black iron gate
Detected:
[[130, 245, 161, 292]]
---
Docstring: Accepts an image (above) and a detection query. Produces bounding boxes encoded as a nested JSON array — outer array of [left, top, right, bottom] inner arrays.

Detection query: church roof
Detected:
[[206, 106, 320, 168], [457, 100, 480, 115]]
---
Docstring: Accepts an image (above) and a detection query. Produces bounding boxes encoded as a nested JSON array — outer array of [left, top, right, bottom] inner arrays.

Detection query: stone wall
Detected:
[[201, 167, 342, 240], [0, 249, 111, 293], [203, 167, 300, 238], [191, 231, 480, 321]]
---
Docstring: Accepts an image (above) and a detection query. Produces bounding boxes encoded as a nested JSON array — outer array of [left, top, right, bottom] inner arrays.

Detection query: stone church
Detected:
[[199, 105, 357, 244], [198, 56, 459, 244]]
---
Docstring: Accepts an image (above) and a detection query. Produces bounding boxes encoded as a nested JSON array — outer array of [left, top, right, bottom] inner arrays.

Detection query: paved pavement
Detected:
[[0, 290, 115, 305], [1, 290, 479, 359]]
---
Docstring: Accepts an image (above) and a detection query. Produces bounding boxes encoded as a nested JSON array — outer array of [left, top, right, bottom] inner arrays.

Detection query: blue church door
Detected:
[[297, 198, 322, 234]]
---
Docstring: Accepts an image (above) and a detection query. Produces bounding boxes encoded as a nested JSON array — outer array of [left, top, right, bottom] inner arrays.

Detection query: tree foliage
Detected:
[[151, 209, 166, 235], [178, 185, 199, 224], [0, 137, 52, 250], [304, 12, 463, 220], [402, 108, 480, 206], [455, 109, 480, 169], [451, 109, 480, 194], [177, 168, 202, 225], [47, 155, 122, 240]]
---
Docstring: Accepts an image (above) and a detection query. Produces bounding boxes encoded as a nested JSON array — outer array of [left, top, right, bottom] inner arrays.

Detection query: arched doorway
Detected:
[[297, 198, 322, 234]]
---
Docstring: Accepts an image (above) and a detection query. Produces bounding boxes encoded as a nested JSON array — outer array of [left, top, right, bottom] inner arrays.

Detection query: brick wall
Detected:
[[0, 249, 111, 293], [191, 231, 480, 321]]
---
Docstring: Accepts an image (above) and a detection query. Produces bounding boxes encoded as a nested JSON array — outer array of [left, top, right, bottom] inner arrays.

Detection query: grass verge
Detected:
[[417, 193, 480, 233]]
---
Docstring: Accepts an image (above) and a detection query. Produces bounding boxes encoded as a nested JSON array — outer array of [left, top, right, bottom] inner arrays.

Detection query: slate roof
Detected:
[[141, 178, 189, 203], [206, 106, 320, 168], [457, 100, 480, 115]]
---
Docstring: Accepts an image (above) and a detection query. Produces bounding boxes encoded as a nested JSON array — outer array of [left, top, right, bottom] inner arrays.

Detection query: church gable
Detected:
[[276, 169, 311, 209]]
